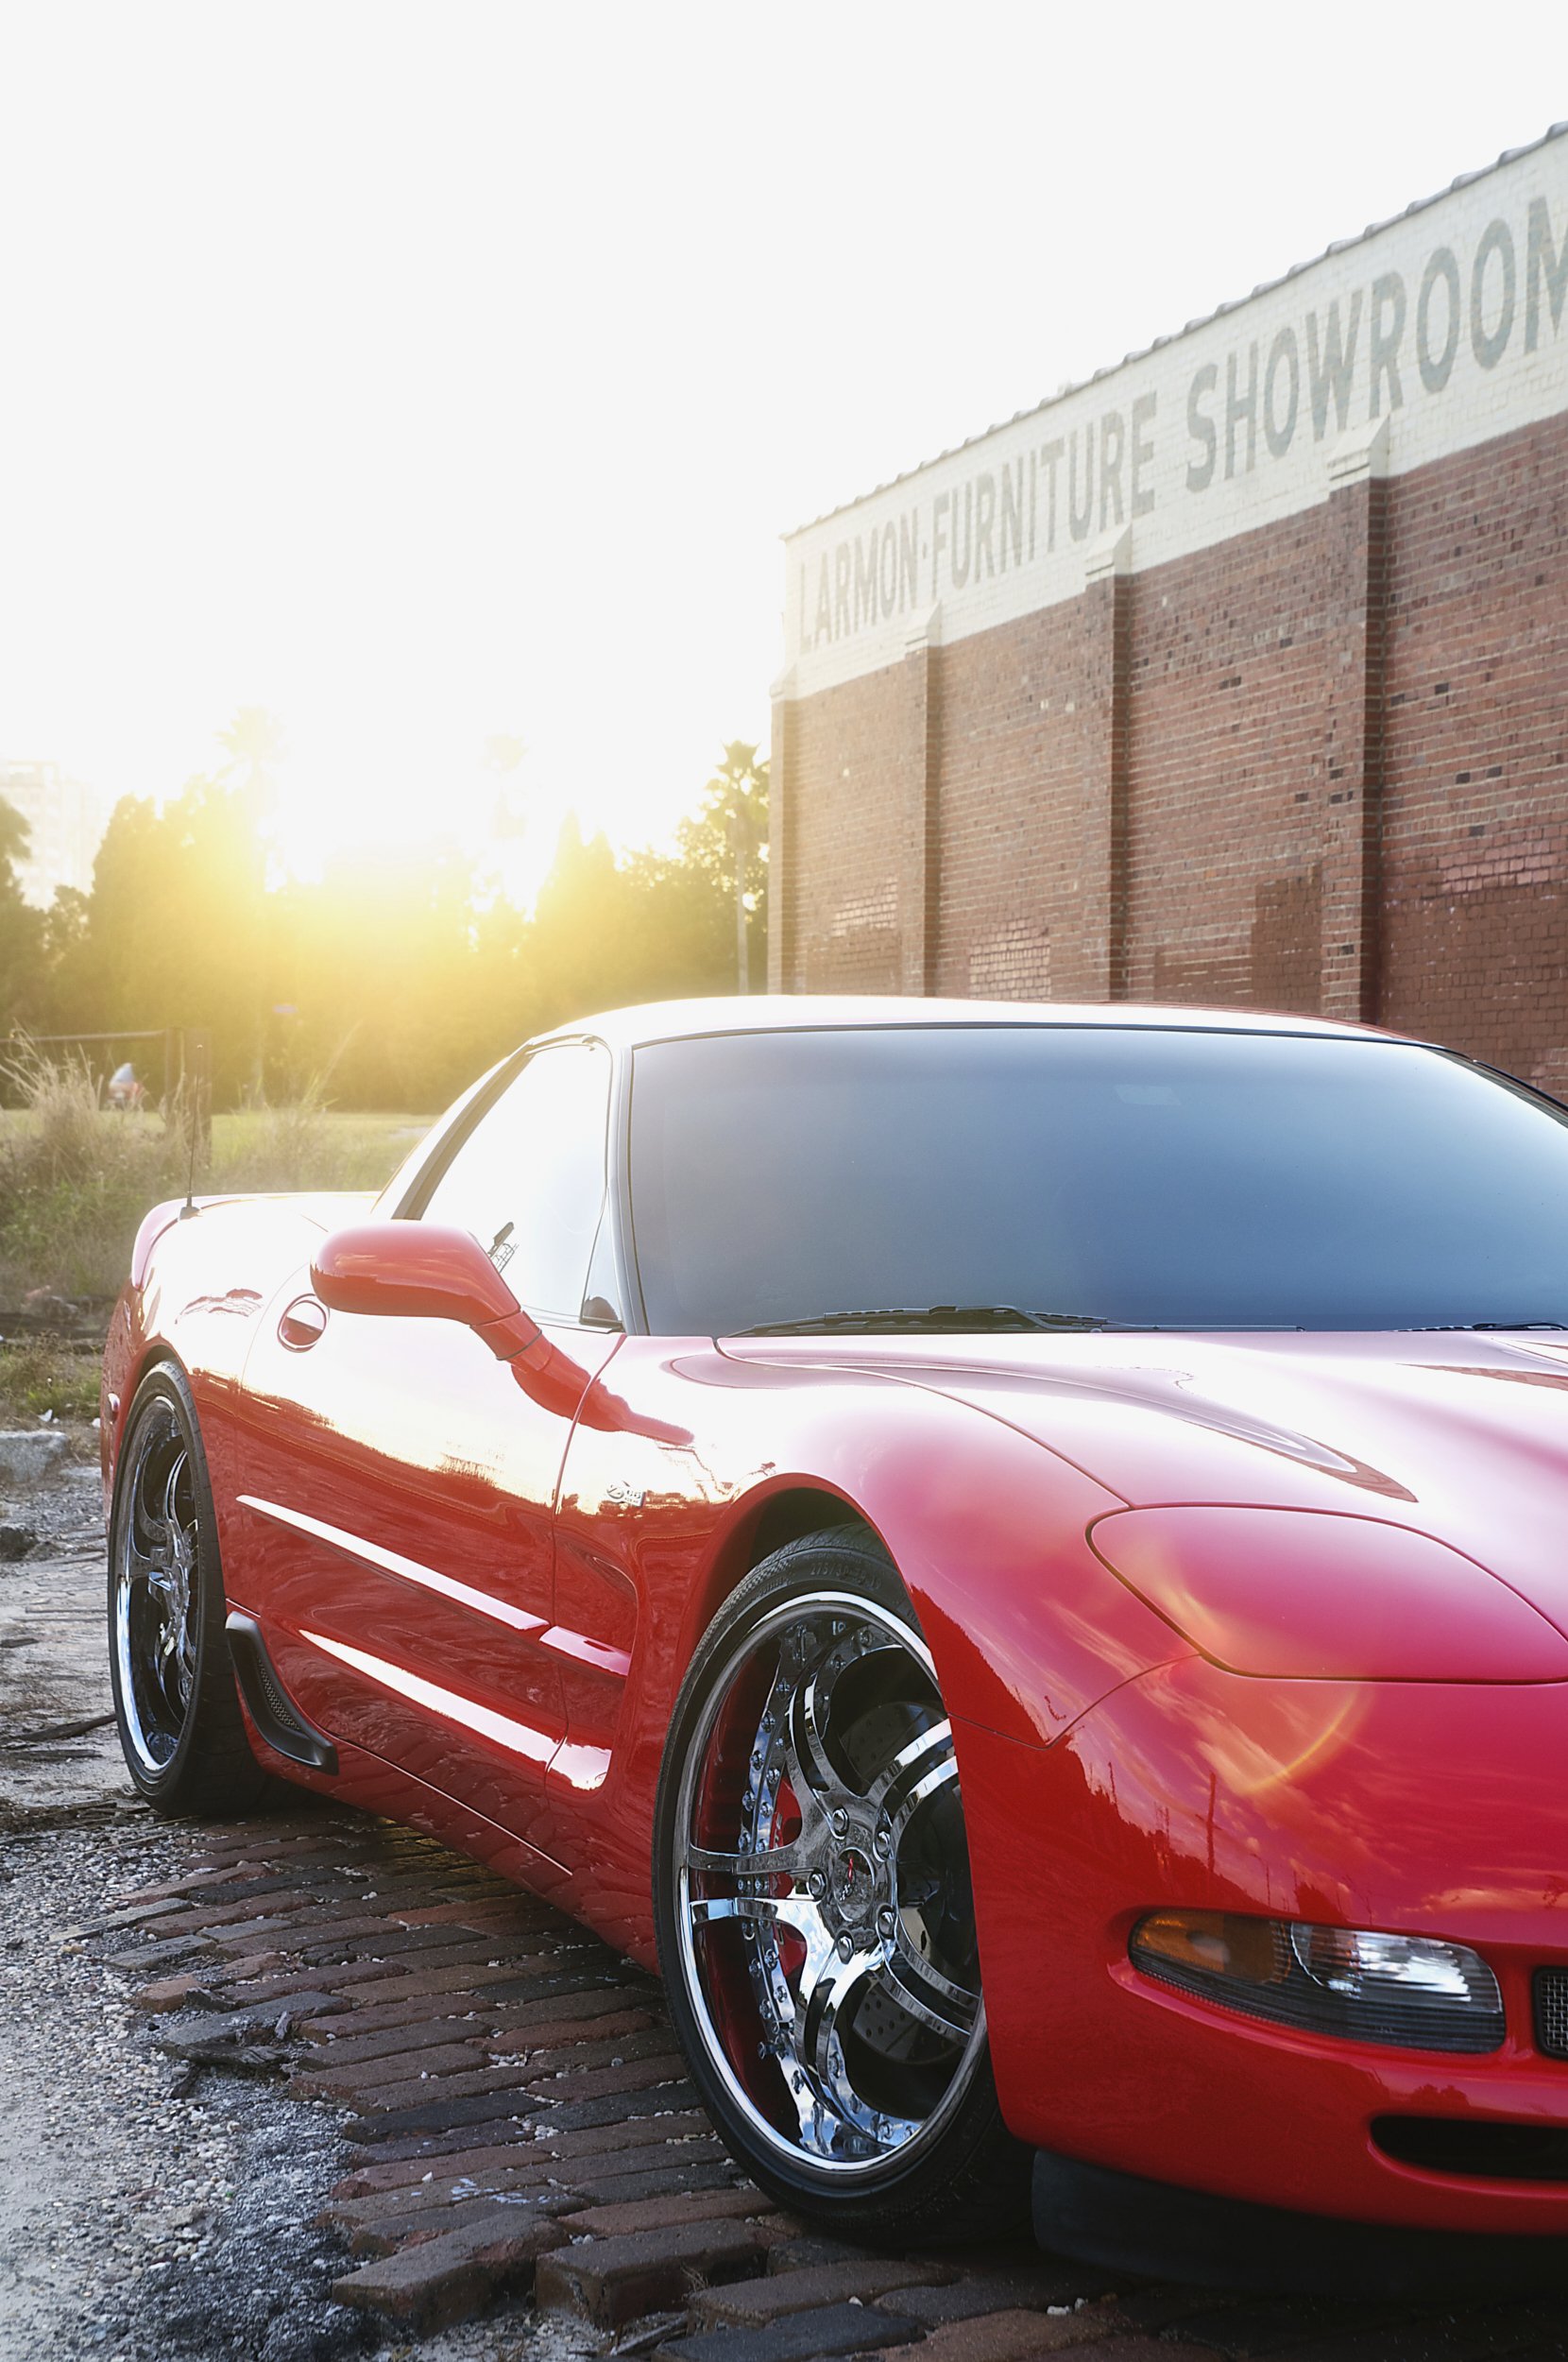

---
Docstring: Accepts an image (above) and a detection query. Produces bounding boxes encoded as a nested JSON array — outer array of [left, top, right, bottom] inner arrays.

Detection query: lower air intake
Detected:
[[1374, 2115, 1568, 2183]]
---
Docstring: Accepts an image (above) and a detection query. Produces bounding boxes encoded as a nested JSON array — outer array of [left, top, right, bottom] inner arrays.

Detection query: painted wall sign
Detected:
[[782, 131, 1568, 698]]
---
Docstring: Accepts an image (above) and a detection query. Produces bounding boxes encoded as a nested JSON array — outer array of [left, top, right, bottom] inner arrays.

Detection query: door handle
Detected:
[[278, 1295, 328, 1351]]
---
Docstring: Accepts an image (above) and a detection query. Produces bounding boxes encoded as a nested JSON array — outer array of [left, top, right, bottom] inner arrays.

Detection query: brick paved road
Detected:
[[96, 1809, 1568, 2362]]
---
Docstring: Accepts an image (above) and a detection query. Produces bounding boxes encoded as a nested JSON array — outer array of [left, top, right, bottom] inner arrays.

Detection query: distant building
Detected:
[[0, 761, 108, 905], [772, 123, 1568, 1089]]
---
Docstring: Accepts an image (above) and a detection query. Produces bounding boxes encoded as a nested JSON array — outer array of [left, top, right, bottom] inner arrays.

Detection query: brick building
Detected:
[[770, 126, 1568, 1086]]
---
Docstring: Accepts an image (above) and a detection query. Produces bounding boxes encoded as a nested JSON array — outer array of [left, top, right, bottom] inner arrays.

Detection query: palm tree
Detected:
[[217, 708, 286, 792]]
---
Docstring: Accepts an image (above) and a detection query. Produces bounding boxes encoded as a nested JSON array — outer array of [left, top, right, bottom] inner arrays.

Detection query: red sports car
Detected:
[[103, 1000, 1568, 2284]]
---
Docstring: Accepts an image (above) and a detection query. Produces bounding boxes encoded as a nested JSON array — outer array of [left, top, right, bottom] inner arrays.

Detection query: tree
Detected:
[[217, 707, 287, 787], [683, 744, 769, 991], [0, 796, 45, 1032], [27, 725, 774, 1111], [279, 833, 486, 1108], [479, 733, 531, 906], [53, 739, 276, 1104]]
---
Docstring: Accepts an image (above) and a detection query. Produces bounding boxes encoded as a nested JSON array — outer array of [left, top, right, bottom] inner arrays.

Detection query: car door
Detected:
[[232, 1036, 620, 1868]]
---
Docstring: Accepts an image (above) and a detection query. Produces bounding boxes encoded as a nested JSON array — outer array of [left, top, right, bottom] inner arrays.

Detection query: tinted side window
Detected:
[[422, 1042, 610, 1321]]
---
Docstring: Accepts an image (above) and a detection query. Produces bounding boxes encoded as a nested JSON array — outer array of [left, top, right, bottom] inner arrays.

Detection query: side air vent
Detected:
[[225, 1612, 339, 1774]]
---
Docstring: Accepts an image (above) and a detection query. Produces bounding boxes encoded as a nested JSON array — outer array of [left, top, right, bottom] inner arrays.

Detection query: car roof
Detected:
[[532, 995, 1415, 1055]]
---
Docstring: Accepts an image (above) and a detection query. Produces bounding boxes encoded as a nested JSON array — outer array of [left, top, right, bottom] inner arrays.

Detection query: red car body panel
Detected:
[[964, 1669, 1568, 2233], [98, 1002, 1568, 2237]]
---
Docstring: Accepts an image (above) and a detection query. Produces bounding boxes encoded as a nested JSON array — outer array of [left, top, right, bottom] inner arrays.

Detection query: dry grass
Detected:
[[0, 1050, 430, 1303], [209, 1102, 427, 1196], [0, 1335, 101, 1423]]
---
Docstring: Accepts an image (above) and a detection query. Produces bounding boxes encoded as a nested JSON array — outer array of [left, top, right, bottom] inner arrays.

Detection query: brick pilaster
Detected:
[[1320, 422, 1389, 1022], [898, 613, 942, 995], [1055, 530, 1132, 1001]]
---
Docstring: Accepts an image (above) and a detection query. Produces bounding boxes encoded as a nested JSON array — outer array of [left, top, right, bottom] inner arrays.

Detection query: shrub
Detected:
[[0, 1049, 184, 1302], [0, 1050, 417, 1305]]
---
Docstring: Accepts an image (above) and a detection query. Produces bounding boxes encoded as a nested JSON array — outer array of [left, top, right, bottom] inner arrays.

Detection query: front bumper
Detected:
[[959, 1658, 1568, 2235], [1029, 2146, 1568, 2294]]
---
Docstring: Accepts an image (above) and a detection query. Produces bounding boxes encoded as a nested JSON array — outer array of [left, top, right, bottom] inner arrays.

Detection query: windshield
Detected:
[[627, 1024, 1568, 1336]]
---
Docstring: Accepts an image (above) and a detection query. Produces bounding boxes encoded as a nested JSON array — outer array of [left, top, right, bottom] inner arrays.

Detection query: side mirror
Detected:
[[311, 1222, 542, 1361]]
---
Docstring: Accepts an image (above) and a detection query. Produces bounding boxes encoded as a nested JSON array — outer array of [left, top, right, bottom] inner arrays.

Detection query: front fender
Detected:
[[550, 1338, 1191, 1957]]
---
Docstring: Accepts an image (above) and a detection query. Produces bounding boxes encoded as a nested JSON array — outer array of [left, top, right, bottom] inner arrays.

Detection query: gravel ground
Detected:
[[1, 1817, 366, 2362], [0, 1438, 599, 2362]]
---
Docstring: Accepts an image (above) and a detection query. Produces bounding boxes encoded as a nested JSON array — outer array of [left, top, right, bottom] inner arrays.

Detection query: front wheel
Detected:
[[653, 1528, 1030, 2244], [108, 1362, 270, 1815]]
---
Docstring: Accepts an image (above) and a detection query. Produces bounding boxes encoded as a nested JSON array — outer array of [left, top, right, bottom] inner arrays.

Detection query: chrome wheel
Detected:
[[108, 1365, 271, 1816], [112, 1395, 201, 1776], [671, 1585, 985, 2182]]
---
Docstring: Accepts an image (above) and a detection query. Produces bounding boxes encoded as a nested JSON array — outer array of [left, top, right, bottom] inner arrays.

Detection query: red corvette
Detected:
[[103, 999, 1568, 2283]]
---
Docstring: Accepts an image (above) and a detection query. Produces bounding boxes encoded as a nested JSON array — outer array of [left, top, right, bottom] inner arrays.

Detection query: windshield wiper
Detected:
[[1411, 1321, 1568, 1332], [732, 1304, 1113, 1337]]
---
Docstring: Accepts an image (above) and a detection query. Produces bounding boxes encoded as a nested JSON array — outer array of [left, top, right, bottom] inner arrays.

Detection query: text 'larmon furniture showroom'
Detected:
[[771, 125, 1568, 1087]]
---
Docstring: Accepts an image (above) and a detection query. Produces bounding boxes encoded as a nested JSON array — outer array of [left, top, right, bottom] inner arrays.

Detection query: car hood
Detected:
[[723, 1328, 1568, 1643]]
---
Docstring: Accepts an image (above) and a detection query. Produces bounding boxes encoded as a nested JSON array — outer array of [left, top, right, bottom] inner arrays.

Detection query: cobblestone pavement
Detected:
[[9, 1461, 1568, 2360]]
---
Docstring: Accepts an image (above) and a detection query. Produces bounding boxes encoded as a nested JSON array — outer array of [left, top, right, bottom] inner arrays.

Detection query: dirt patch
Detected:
[[0, 1458, 120, 1831]]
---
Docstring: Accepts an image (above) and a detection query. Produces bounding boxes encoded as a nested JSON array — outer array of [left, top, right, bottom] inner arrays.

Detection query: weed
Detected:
[[210, 1087, 405, 1197], [0, 1049, 424, 1305], [0, 1336, 100, 1423]]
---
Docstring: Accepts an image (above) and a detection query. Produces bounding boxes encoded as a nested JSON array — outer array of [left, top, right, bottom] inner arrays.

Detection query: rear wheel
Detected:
[[108, 1363, 270, 1815], [654, 1527, 1030, 2243]]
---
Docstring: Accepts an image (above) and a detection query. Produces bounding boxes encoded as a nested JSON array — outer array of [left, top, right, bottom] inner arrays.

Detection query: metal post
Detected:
[[189, 1030, 212, 1152]]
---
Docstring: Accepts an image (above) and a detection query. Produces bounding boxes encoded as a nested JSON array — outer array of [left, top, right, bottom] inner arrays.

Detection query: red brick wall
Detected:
[[929, 602, 1099, 1002], [1379, 414, 1568, 1087], [1121, 508, 1337, 1014], [776, 406, 1568, 1084], [779, 660, 910, 995]]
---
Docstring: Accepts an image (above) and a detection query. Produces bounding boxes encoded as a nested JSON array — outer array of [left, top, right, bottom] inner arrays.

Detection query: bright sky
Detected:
[[0, 2, 1563, 890]]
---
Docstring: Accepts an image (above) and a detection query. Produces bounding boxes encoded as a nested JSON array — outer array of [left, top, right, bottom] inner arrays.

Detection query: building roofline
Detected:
[[783, 119, 1568, 542]]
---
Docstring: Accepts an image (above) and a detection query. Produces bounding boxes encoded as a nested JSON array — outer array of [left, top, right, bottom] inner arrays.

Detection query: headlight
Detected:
[[1088, 1504, 1568, 1682], [1131, 1908, 1505, 2053]]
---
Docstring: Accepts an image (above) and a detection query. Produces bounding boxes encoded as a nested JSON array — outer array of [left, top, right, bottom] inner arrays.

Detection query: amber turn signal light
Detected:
[[1131, 1908, 1289, 1987]]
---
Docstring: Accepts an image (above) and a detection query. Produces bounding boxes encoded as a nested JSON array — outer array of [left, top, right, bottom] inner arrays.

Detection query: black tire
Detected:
[[107, 1361, 271, 1816], [653, 1524, 1031, 2245]]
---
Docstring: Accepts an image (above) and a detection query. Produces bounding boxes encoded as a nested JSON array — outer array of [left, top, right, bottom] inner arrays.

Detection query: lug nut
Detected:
[[877, 1905, 896, 1937], [873, 1824, 892, 1857], [830, 1807, 849, 1837], [809, 1871, 826, 1897], [836, 1933, 855, 1962]]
